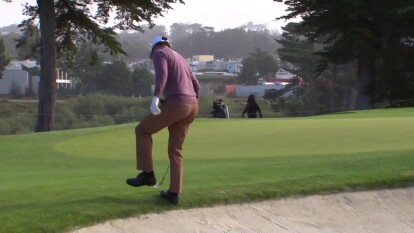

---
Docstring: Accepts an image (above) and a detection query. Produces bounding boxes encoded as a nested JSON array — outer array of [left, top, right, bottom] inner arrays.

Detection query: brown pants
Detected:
[[135, 102, 198, 193]]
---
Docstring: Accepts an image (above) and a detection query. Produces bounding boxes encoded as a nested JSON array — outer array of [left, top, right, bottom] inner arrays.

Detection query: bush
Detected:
[[0, 114, 36, 135], [0, 93, 276, 135], [73, 95, 106, 120], [0, 101, 37, 135], [54, 105, 78, 130], [54, 93, 149, 131], [0, 120, 11, 135]]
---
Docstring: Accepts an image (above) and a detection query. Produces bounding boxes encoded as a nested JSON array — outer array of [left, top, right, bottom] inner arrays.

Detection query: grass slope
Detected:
[[1, 108, 414, 233]]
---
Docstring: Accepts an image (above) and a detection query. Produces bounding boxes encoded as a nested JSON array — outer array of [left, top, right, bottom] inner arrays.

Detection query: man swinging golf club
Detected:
[[126, 36, 200, 205]]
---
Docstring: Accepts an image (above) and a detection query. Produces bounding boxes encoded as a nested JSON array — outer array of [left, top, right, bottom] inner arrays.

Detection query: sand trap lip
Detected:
[[71, 187, 414, 233]]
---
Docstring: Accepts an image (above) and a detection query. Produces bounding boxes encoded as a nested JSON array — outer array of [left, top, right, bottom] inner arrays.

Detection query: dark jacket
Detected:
[[242, 95, 262, 118]]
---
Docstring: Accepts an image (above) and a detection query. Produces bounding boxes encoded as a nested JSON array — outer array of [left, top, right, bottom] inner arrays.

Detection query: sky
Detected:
[[0, 0, 291, 33]]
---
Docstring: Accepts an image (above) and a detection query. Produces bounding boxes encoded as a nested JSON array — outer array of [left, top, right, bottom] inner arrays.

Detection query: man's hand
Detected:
[[150, 96, 161, 115]]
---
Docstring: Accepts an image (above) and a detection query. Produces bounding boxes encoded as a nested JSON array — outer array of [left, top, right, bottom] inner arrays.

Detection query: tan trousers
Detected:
[[135, 102, 198, 193]]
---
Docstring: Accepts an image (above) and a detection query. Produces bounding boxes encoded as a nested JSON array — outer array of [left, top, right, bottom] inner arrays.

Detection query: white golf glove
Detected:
[[150, 96, 161, 115]]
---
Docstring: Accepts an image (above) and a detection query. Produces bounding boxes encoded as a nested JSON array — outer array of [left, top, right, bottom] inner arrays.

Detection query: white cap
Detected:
[[151, 36, 169, 47]]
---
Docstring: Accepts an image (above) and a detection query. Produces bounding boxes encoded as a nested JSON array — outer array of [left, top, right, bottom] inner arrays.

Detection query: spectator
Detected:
[[241, 94, 262, 118], [210, 98, 220, 118], [217, 98, 229, 118]]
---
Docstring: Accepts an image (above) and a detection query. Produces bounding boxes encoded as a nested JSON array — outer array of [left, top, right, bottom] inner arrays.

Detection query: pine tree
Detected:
[[0, 36, 11, 79], [275, 0, 414, 109]]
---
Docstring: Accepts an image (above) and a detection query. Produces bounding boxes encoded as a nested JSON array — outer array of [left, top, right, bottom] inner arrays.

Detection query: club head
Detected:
[[153, 182, 160, 188]]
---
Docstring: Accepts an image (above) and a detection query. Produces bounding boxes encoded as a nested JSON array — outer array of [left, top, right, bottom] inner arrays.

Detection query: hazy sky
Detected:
[[0, 0, 291, 32]]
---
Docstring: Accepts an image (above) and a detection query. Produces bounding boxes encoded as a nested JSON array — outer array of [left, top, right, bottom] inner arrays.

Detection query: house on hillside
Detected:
[[192, 55, 214, 62], [204, 59, 242, 74], [188, 55, 242, 74], [188, 55, 214, 72], [225, 60, 242, 74]]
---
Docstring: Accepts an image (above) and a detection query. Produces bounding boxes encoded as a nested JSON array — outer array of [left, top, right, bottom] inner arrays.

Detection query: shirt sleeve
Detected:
[[152, 51, 168, 97], [190, 72, 201, 99]]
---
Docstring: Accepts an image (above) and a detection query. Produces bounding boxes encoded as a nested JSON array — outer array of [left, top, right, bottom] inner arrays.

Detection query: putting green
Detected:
[[55, 116, 414, 161]]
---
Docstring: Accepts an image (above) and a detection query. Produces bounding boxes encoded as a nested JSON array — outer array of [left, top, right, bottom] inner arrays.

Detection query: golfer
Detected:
[[126, 36, 200, 205]]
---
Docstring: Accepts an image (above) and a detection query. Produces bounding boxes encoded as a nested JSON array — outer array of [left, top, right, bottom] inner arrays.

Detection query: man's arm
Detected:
[[191, 73, 201, 99], [153, 52, 168, 97]]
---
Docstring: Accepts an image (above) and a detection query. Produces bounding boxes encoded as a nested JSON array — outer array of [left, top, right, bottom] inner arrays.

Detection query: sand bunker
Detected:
[[71, 187, 414, 233]]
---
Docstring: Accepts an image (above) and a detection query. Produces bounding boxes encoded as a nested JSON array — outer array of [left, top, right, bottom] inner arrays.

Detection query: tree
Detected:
[[172, 28, 279, 59], [117, 35, 153, 62], [97, 60, 132, 96], [132, 68, 154, 97], [34, 0, 58, 132], [1, 32, 19, 58], [376, 40, 414, 106], [275, 22, 324, 114], [16, 24, 41, 60], [169, 23, 203, 42], [238, 57, 258, 85], [3, 0, 184, 132], [275, 0, 414, 109], [60, 42, 103, 93], [0, 35, 11, 79], [116, 24, 168, 62], [239, 22, 268, 31], [276, 22, 359, 114], [237, 48, 278, 84], [276, 23, 319, 80]]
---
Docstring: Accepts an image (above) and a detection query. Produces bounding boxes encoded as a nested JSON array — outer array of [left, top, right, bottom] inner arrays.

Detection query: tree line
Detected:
[[1, 0, 414, 132], [1, 23, 279, 63], [239, 1, 414, 116], [274, 0, 414, 111]]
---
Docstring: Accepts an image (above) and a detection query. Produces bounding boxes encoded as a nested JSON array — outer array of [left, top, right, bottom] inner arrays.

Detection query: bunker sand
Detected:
[[72, 187, 414, 233]]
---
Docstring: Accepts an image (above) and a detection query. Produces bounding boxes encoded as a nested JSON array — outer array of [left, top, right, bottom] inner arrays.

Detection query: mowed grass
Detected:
[[1, 108, 414, 233]]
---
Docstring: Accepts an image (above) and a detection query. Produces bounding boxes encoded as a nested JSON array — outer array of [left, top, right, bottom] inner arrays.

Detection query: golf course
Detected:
[[1, 108, 414, 233]]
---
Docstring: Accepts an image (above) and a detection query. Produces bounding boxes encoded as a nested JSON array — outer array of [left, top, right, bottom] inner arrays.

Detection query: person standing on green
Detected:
[[126, 36, 200, 205], [241, 94, 263, 118]]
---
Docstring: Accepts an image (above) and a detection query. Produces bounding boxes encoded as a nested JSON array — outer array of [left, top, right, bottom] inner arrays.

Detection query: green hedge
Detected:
[[0, 94, 149, 135], [0, 94, 275, 135]]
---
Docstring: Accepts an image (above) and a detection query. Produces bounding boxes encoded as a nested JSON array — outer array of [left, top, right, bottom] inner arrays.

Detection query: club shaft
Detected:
[[159, 165, 169, 185]]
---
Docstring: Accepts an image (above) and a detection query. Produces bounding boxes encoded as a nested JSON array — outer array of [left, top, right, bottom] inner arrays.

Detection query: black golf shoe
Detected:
[[126, 172, 156, 187], [160, 190, 179, 205]]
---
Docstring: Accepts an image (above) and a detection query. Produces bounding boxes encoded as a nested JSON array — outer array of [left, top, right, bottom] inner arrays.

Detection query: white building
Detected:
[[275, 68, 296, 80], [225, 60, 242, 74], [204, 59, 242, 74], [0, 60, 73, 95], [0, 60, 40, 95], [56, 69, 72, 89]]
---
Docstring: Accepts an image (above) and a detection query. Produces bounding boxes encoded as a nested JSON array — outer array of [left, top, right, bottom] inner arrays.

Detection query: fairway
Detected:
[[1, 108, 414, 233]]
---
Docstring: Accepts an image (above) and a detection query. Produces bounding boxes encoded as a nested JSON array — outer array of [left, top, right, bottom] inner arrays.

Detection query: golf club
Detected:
[[153, 165, 169, 188]]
